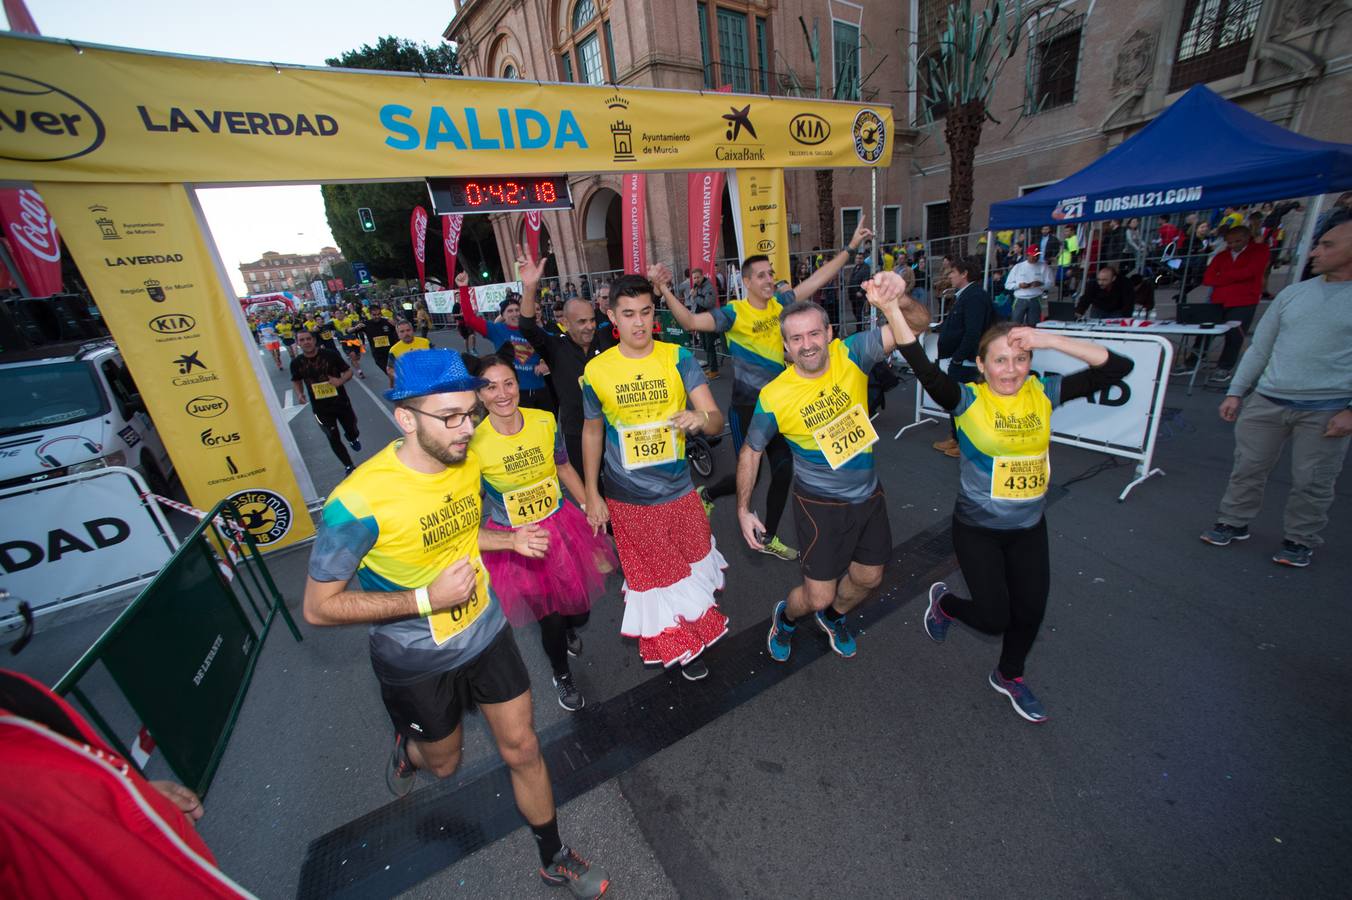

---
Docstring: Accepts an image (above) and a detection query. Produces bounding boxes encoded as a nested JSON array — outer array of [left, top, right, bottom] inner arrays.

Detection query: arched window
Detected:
[[503, 64, 517, 79], [572, 0, 597, 31], [558, 0, 613, 85]]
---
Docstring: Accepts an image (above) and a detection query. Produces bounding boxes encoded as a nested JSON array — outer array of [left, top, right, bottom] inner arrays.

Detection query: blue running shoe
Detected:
[[988, 669, 1048, 723], [924, 582, 952, 642], [767, 600, 795, 662], [1272, 541, 1312, 568], [815, 610, 857, 658]]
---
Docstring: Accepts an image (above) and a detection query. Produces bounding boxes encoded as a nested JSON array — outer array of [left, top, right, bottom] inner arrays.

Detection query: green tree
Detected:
[[919, 0, 1059, 245], [321, 38, 460, 281]]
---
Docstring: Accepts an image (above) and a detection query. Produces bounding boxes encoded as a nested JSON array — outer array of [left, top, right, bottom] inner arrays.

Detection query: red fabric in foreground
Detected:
[[0, 670, 246, 897]]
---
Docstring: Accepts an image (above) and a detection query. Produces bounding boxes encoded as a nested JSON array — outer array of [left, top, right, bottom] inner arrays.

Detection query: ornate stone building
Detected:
[[443, 0, 1352, 275]]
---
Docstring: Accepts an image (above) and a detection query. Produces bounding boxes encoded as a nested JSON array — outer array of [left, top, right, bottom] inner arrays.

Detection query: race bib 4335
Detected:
[[991, 454, 1049, 501]]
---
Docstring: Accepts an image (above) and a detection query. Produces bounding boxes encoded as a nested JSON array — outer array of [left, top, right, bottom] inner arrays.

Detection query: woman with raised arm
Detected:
[[469, 352, 618, 713], [893, 315, 1133, 723]]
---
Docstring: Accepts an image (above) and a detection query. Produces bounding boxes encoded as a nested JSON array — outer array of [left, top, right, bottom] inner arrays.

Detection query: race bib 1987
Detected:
[[618, 423, 678, 470], [311, 382, 338, 400]]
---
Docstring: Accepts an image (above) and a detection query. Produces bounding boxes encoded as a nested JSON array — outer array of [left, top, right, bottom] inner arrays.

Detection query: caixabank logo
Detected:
[[0, 72, 106, 162]]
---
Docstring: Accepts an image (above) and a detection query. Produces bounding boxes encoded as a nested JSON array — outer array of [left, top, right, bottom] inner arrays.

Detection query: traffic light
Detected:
[[358, 207, 375, 232]]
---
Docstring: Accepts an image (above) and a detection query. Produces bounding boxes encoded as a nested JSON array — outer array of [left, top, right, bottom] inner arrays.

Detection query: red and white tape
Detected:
[[141, 492, 245, 579]]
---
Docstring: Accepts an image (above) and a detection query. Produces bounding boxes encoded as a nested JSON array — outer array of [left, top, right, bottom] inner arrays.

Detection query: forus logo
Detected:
[[0, 72, 106, 162], [1052, 196, 1086, 221]]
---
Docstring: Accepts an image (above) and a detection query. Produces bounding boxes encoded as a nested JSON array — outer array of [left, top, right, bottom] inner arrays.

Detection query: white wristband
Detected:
[[415, 586, 432, 618]]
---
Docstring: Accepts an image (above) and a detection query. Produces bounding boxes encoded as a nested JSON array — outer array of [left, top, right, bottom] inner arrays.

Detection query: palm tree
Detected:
[[918, 0, 1059, 248]]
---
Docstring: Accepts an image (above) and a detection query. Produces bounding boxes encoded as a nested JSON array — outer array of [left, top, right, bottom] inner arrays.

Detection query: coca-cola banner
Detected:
[[621, 173, 647, 275], [524, 210, 542, 260], [442, 213, 463, 286], [410, 205, 428, 291], [0, 188, 63, 297], [686, 170, 725, 292]]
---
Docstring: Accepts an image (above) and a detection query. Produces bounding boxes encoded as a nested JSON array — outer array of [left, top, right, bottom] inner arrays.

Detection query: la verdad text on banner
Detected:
[[0, 34, 892, 185], [38, 181, 313, 552]]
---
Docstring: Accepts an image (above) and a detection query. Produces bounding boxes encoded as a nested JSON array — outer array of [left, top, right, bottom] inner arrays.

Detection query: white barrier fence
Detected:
[[895, 330, 1173, 501], [424, 281, 523, 316], [0, 467, 179, 624]]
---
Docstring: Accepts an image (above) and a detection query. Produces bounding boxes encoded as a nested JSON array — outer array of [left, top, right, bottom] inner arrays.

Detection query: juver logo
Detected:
[[0, 72, 106, 162]]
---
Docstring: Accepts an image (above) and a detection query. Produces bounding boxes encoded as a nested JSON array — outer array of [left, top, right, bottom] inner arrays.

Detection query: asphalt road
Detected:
[[7, 327, 1350, 898]]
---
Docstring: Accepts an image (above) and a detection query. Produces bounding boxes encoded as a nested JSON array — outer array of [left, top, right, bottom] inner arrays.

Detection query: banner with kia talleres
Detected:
[[0, 35, 892, 185]]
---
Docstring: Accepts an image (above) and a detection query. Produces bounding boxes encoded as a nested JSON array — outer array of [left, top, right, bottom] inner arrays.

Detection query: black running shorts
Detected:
[[375, 626, 530, 743], [792, 487, 892, 583]]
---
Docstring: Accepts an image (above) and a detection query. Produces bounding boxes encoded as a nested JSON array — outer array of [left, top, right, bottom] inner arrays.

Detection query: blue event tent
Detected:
[[986, 85, 1352, 230]]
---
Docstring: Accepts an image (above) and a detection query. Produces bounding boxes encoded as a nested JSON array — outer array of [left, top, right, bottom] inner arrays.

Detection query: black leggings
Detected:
[[314, 402, 359, 468], [940, 515, 1050, 680], [539, 612, 590, 677], [707, 402, 794, 539]]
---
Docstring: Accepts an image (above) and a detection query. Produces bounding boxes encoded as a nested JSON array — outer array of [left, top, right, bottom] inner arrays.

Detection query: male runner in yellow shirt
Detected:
[[303, 349, 609, 897]]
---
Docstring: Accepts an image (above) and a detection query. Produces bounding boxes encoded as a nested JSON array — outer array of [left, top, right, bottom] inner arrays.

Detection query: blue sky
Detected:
[[16, 1, 456, 293]]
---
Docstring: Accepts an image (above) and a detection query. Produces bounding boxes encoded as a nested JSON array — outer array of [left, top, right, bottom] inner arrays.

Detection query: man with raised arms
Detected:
[[738, 270, 928, 661], [658, 222, 876, 562], [515, 246, 607, 473]]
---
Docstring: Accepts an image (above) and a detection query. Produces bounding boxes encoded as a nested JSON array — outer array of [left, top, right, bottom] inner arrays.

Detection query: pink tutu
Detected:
[[482, 500, 618, 626]]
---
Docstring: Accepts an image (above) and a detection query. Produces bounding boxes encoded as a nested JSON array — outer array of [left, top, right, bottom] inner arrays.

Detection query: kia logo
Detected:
[[0, 72, 107, 162], [789, 113, 830, 146], [149, 313, 196, 334], [186, 395, 228, 418], [756, 239, 775, 252]]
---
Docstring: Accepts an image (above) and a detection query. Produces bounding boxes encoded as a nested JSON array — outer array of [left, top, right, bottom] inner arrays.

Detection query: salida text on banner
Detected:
[[38, 181, 313, 551], [0, 35, 892, 185]]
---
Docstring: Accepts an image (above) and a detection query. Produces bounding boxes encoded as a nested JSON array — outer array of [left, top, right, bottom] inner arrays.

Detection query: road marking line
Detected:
[[350, 365, 399, 428]]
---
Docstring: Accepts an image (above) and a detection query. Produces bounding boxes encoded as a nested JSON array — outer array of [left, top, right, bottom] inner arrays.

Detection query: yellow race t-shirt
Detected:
[[952, 376, 1058, 530], [470, 408, 568, 527], [582, 342, 706, 505], [747, 329, 887, 503], [308, 441, 505, 683], [710, 290, 792, 404], [389, 336, 432, 360]]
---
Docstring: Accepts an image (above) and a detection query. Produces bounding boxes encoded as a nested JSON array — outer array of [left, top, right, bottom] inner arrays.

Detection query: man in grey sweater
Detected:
[[1200, 215, 1352, 567]]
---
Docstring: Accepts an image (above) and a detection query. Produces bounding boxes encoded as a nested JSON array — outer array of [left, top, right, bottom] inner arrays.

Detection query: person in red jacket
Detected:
[[1203, 225, 1270, 384], [0, 669, 251, 898]]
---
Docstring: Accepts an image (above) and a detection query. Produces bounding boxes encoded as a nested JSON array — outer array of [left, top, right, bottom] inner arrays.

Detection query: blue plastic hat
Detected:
[[384, 349, 486, 401]]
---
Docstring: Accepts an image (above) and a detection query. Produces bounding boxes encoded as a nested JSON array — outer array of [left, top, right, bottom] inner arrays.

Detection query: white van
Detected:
[[0, 340, 174, 494]]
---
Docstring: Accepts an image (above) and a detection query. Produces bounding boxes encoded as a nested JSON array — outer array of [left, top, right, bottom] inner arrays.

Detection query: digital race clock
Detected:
[[426, 175, 574, 215]]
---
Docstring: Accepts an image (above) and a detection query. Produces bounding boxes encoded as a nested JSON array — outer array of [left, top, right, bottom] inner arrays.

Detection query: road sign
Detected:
[[352, 261, 372, 284]]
